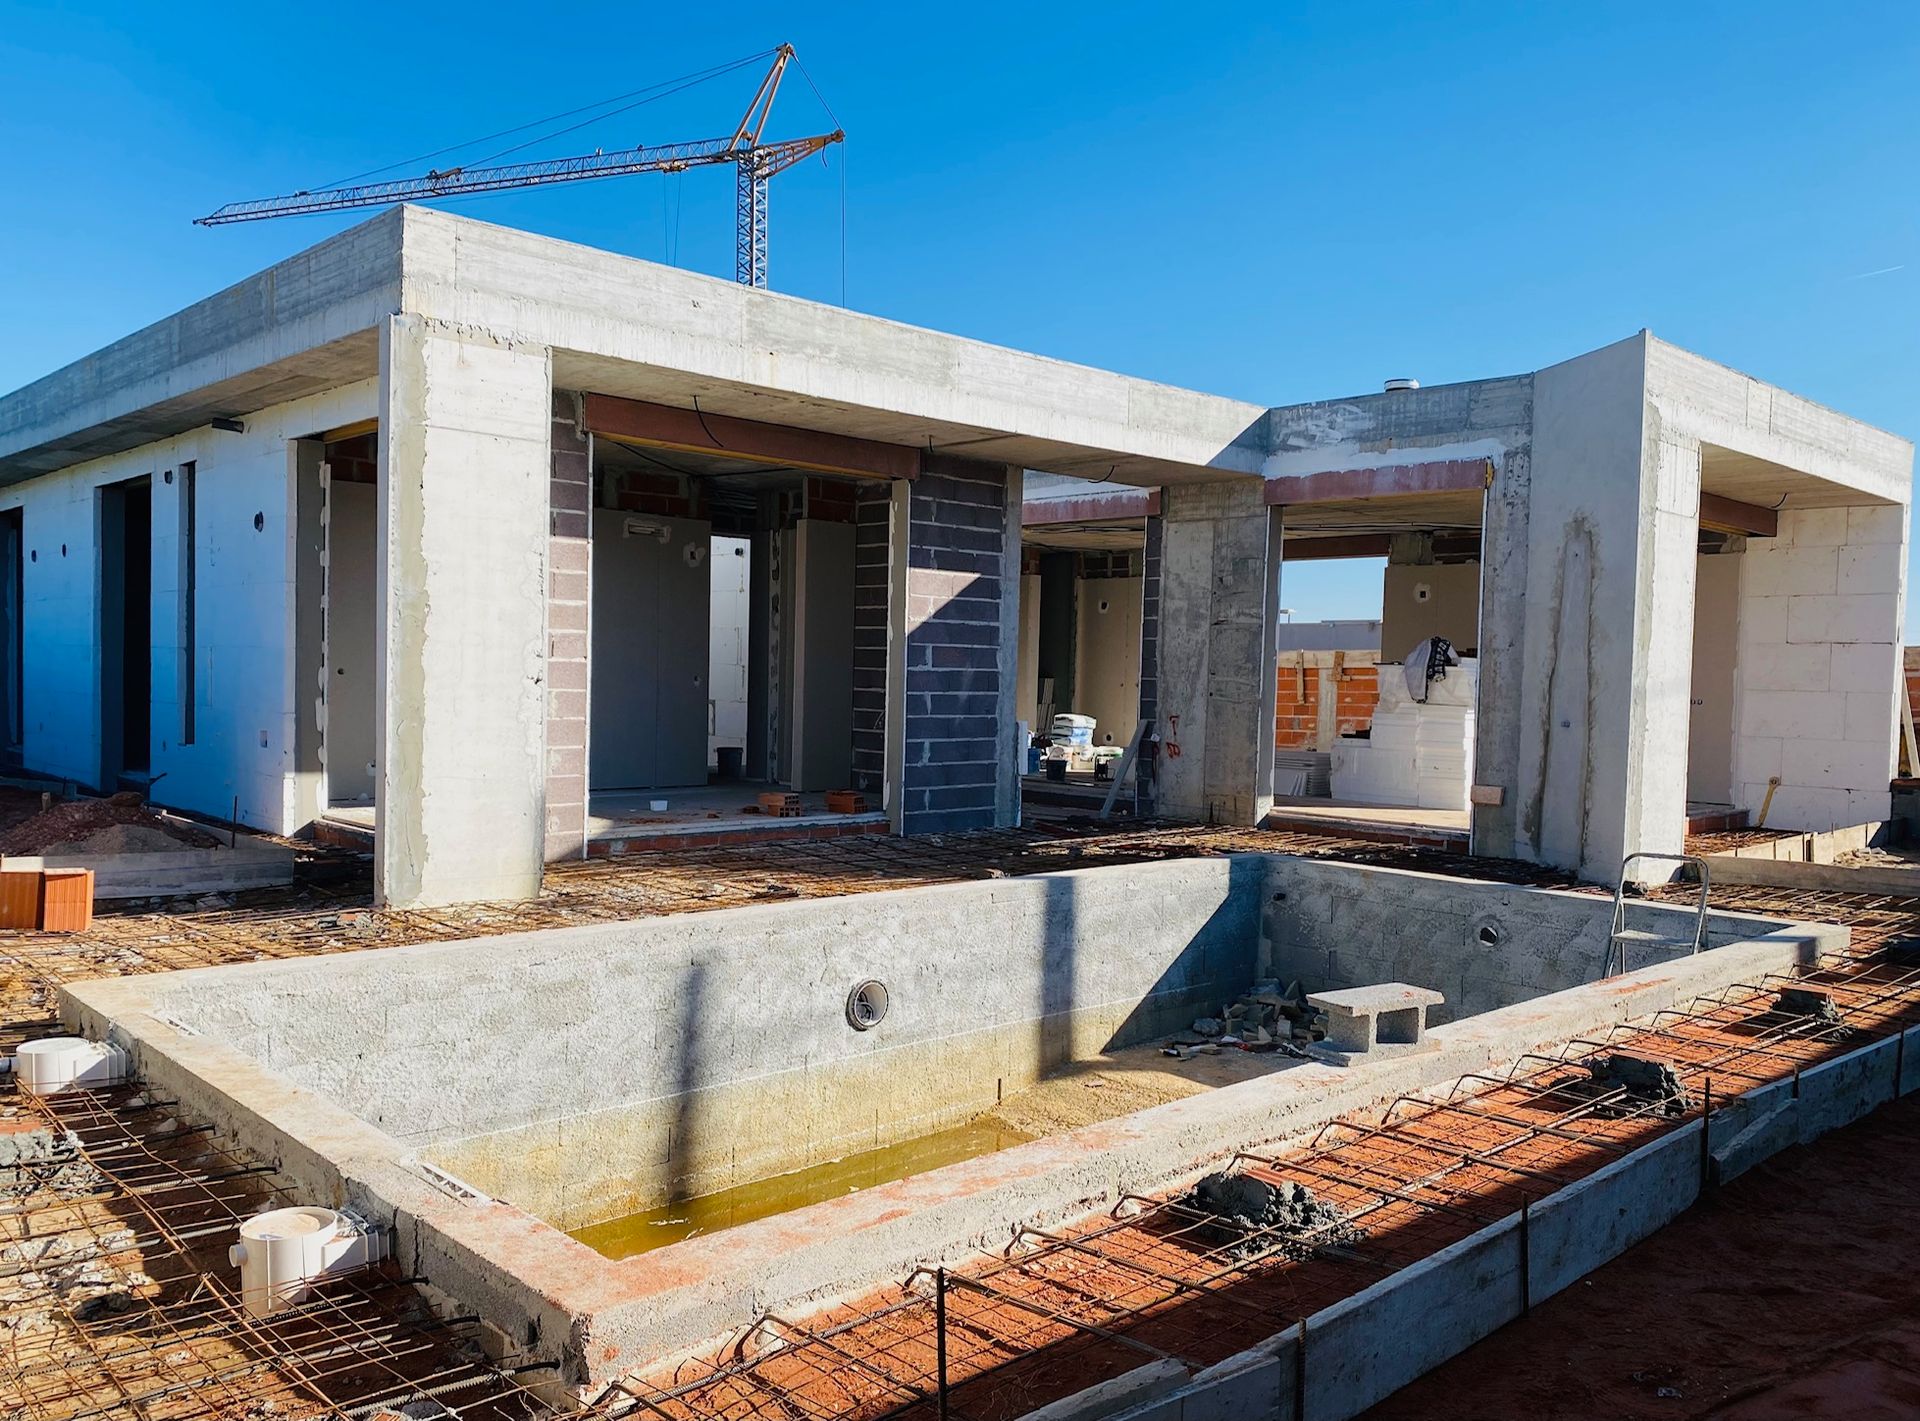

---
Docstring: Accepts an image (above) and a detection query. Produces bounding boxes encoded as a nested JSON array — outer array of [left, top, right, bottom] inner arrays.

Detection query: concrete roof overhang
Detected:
[[0, 206, 1268, 490]]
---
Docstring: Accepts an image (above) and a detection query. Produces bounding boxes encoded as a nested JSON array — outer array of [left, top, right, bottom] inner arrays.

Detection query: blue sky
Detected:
[[2, 2, 1914, 621]]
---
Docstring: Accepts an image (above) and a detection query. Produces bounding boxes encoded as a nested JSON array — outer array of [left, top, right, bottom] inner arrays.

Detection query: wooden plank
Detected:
[[1699, 491, 1779, 538], [583, 393, 921, 481], [1263, 458, 1492, 508]]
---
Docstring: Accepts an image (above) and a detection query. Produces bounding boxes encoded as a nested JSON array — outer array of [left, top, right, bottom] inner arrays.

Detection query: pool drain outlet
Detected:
[[846, 979, 889, 1030]]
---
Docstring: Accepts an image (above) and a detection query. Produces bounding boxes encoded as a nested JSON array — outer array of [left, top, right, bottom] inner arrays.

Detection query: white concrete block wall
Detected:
[[1732, 504, 1906, 829], [0, 381, 376, 832]]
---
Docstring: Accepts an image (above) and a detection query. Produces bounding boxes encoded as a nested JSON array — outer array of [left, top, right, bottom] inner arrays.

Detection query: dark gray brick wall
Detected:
[[902, 459, 1011, 834], [850, 483, 890, 796]]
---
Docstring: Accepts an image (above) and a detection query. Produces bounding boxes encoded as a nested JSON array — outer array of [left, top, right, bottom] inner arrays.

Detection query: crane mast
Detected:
[[195, 46, 841, 289]]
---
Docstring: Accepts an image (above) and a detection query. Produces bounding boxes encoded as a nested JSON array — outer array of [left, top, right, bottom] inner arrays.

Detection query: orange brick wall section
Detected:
[[1275, 664, 1380, 750]]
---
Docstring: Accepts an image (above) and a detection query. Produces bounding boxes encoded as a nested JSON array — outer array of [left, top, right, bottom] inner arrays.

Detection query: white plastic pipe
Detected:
[[15, 1037, 130, 1094], [228, 1206, 385, 1317]]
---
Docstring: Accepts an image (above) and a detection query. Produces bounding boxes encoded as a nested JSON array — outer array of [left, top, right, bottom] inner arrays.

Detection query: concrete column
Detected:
[[1155, 478, 1280, 825], [376, 316, 551, 907], [1516, 333, 1686, 882]]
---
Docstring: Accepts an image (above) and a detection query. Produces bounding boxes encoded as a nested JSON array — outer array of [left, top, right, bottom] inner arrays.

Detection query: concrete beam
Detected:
[[376, 316, 551, 907], [582, 392, 921, 481], [1261, 457, 1493, 507]]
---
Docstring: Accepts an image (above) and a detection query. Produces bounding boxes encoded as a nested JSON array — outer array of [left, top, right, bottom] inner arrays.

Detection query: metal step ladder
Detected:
[[1606, 852, 1709, 977]]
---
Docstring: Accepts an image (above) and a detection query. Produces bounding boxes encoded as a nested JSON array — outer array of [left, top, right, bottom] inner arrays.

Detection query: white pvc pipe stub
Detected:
[[229, 1206, 389, 1317], [14, 1037, 132, 1094]]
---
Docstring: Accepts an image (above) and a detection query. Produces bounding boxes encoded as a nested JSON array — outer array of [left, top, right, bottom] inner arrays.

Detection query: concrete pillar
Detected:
[[1154, 478, 1281, 825], [376, 316, 551, 907], [1516, 333, 1690, 882]]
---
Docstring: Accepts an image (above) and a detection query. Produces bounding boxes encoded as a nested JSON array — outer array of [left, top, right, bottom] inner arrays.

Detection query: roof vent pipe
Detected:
[[1384, 378, 1420, 392]]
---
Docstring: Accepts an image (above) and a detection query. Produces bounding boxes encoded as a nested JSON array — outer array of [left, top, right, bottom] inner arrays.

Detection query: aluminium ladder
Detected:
[[1605, 852, 1709, 978]]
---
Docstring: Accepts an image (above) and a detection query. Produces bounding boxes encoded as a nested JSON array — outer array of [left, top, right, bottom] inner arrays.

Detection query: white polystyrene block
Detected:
[[1787, 593, 1900, 646], [1830, 642, 1899, 692], [1742, 545, 1838, 598]]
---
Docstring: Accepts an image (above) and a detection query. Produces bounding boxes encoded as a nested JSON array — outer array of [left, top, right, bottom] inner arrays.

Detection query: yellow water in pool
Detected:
[[568, 1119, 1032, 1260]]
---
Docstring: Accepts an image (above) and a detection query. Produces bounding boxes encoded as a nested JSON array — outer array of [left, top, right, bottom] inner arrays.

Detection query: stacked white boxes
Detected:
[[1328, 658, 1477, 810]]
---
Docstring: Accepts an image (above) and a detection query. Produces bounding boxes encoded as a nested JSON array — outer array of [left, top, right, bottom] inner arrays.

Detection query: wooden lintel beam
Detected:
[[1022, 488, 1160, 525], [1699, 491, 1778, 538], [582, 393, 921, 482], [1263, 458, 1493, 507], [1280, 534, 1393, 560]]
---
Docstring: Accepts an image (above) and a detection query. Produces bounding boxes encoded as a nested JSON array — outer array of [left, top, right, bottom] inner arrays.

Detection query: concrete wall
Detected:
[[141, 855, 1263, 1230], [589, 510, 712, 789], [377, 318, 550, 907], [1074, 574, 1142, 749], [325, 478, 378, 805], [1689, 550, 1741, 804], [1017, 570, 1042, 728], [1380, 562, 1480, 663], [0, 380, 376, 831], [1261, 857, 1785, 1023], [1732, 505, 1905, 828], [1156, 481, 1280, 823]]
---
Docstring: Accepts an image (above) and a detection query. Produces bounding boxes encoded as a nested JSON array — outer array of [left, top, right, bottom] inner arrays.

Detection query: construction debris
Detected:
[[1582, 1053, 1693, 1117], [1181, 1171, 1367, 1259]]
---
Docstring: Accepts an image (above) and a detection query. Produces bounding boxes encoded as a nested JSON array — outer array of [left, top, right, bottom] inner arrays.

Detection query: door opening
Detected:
[[99, 478, 152, 786]]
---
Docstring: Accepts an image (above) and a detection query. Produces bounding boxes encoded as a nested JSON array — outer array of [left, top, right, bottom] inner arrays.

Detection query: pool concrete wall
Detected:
[[137, 855, 1265, 1228], [1260, 859, 1786, 1022]]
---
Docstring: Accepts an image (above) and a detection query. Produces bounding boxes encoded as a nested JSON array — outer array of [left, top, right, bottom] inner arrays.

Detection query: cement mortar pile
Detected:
[[1181, 1171, 1366, 1260]]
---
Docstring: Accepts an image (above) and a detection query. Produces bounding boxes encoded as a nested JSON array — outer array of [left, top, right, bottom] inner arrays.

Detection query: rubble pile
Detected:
[[1581, 1053, 1692, 1118], [1170, 979, 1325, 1058], [1181, 1171, 1367, 1260]]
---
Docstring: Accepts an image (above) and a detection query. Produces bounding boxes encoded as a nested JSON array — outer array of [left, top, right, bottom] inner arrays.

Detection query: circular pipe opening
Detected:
[[846, 979, 890, 1031], [1476, 924, 1502, 947]]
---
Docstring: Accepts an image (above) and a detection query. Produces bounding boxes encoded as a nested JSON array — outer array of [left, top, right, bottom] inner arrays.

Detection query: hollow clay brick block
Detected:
[[39, 868, 94, 934], [0, 869, 43, 931]]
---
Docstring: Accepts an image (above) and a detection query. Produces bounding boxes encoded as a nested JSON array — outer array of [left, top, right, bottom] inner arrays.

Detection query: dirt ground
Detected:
[[1361, 1092, 1920, 1421], [977, 1038, 1303, 1136], [0, 789, 221, 855]]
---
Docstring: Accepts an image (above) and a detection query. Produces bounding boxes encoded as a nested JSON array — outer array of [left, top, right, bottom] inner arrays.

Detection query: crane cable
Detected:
[[315, 48, 778, 191]]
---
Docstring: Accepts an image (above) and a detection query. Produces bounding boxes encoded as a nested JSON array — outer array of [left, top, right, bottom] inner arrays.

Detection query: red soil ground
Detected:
[[1362, 1092, 1920, 1420]]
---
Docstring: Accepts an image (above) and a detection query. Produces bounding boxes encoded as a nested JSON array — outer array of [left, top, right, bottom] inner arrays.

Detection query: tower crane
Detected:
[[194, 45, 841, 288]]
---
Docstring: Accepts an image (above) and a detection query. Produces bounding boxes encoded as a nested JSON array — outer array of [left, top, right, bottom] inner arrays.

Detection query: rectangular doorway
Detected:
[[99, 478, 152, 787], [0, 509, 20, 764]]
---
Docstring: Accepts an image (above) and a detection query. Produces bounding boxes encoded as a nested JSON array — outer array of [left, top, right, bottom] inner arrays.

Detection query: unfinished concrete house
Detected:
[[2, 206, 1918, 1421]]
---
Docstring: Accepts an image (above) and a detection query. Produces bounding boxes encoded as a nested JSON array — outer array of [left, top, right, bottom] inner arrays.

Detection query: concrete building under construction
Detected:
[[1, 208, 1917, 1421]]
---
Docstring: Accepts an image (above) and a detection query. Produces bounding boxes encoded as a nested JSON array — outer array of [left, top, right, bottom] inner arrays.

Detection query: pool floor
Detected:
[[568, 1119, 1034, 1259]]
